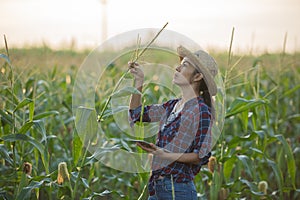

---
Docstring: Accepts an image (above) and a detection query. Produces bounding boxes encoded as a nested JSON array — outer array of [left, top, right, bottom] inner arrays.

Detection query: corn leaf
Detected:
[[279, 83, 300, 99], [16, 180, 44, 200], [0, 109, 13, 126], [111, 86, 141, 98], [19, 121, 34, 134], [226, 98, 268, 118], [275, 135, 296, 189], [237, 155, 253, 178], [266, 158, 283, 198], [75, 107, 98, 145], [0, 144, 13, 165], [73, 131, 83, 167], [0, 133, 49, 174], [227, 132, 257, 148], [223, 156, 236, 182], [13, 98, 33, 113], [1, 134, 44, 155], [33, 111, 59, 120]]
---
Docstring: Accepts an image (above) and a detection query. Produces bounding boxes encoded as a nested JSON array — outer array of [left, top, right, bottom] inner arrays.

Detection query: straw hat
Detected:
[[177, 45, 218, 96]]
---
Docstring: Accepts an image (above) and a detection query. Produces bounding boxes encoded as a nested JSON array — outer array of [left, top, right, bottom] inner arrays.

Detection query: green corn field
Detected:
[[0, 43, 299, 200]]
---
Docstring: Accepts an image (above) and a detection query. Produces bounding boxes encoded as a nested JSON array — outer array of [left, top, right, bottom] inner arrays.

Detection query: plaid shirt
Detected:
[[129, 97, 212, 196]]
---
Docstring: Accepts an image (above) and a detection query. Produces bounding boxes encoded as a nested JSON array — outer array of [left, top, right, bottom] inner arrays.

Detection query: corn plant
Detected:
[[0, 33, 299, 199]]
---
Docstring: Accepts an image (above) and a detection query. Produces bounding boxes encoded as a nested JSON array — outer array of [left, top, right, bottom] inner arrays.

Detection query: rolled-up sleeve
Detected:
[[128, 103, 167, 127]]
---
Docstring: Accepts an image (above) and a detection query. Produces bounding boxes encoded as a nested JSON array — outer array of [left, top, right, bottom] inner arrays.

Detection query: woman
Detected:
[[128, 45, 218, 199]]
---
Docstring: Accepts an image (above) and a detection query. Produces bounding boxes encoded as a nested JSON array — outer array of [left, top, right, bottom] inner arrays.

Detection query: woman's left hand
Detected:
[[136, 142, 166, 156]]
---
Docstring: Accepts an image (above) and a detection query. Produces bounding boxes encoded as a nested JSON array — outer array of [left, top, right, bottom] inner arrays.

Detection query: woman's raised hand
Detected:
[[128, 62, 144, 84]]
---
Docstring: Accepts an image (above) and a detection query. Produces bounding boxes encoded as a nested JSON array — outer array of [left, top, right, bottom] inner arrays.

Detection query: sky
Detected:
[[1, 0, 300, 53]]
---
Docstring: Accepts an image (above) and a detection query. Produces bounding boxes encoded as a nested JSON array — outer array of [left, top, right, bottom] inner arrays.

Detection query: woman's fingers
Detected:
[[128, 62, 138, 74], [128, 61, 144, 82], [136, 142, 156, 153], [129, 68, 136, 74], [128, 61, 138, 69], [149, 143, 157, 149]]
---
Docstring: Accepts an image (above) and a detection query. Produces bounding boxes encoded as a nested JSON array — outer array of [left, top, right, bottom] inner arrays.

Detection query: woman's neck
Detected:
[[180, 85, 198, 103]]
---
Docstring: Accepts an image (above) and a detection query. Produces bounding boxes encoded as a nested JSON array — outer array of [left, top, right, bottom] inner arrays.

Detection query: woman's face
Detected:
[[173, 57, 198, 86]]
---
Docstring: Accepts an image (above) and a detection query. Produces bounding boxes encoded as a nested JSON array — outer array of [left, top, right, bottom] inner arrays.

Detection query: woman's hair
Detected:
[[192, 70, 215, 118], [199, 79, 211, 106]]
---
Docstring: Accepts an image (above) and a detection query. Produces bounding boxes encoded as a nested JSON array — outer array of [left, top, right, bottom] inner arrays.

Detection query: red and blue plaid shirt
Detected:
[[129, 97, 212, 196]]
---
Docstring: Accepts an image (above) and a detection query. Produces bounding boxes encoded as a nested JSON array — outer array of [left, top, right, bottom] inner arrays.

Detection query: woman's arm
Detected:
[[129, 62, 144, 110], [128, 62, 167, 123], [161, 152, 201, 165], [136, 142, 201, 165]]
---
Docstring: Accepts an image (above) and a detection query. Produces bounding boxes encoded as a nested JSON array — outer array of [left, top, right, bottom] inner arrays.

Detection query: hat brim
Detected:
[[177, 46, 217, 96]]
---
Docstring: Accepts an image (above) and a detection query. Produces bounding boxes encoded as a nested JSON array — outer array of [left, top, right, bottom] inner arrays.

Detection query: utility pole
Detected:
[[100, 0, 107, 42]]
